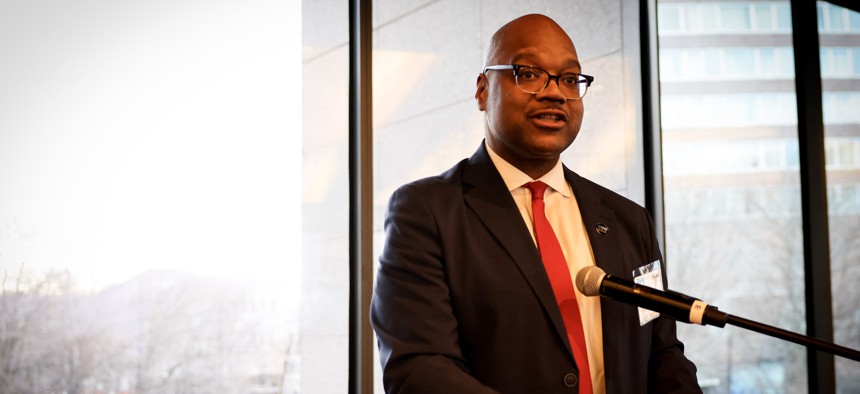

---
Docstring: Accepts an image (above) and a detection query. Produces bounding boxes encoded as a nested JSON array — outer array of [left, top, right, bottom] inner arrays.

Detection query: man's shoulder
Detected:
[[567, 169, 647, 213], [392, 157, 471, 197]]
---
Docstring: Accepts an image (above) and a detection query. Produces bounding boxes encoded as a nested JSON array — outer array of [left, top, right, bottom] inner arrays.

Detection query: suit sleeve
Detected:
[[370, 184, 498, 394], [640, 208, 703, 394]]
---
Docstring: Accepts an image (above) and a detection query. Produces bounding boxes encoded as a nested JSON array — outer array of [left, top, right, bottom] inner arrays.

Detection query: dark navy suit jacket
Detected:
[[371, 143, 701, 393]]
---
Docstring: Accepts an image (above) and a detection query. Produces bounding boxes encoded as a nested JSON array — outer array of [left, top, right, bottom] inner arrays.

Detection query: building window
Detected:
[[658, 1, 808, 391], [0, 2, 303, 393]]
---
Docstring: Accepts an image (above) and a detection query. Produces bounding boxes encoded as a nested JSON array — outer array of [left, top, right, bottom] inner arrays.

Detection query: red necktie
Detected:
[[525, 181, 592, 394]]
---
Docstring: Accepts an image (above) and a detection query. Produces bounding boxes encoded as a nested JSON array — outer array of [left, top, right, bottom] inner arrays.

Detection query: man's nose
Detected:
[[536, 77, 567, 102]]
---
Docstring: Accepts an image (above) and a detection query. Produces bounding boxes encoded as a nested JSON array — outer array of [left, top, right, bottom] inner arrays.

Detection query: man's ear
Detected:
[[475, 74, 488, 111]]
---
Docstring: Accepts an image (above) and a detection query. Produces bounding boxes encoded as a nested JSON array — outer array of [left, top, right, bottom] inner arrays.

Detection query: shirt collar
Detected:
[[485, 140, 571, 197]]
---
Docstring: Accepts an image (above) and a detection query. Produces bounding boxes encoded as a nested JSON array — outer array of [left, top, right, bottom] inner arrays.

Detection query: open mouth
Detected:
[[536, 114, 563, 122], [530, 110, 568, 127]]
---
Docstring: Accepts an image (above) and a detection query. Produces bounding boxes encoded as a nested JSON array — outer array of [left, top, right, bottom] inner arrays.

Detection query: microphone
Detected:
[[575, 266, 728, 327], [576, 267, 860, 361]]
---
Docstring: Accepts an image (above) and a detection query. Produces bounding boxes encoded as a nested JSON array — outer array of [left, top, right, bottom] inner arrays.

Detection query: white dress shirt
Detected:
[[486, 142, 606, 394]]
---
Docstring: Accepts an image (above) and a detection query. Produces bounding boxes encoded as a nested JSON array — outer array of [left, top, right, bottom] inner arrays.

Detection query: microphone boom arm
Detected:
[[604, 281, 860, 361], [722, 313, 860, 362], [579, 267, 860, 362]]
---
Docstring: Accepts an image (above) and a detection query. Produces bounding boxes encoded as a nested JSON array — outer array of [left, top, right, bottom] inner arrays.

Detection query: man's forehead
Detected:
[[508, 47, 581, 70], [497, 24, 571, 46], [484, 15, 579, 68]]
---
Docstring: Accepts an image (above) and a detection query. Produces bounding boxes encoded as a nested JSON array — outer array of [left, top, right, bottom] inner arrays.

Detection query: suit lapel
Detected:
[[461, 145, 574, 358], [565, 170, 621, 276], [566, 169, 623, 385]]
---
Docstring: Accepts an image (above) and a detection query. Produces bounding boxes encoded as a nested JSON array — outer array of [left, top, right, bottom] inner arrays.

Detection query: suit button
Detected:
[[564, 373, 577, 387]]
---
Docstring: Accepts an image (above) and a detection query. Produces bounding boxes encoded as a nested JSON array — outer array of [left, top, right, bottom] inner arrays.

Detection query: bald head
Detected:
[[484, 14, 577, 69], [475, 14, 585, 179]]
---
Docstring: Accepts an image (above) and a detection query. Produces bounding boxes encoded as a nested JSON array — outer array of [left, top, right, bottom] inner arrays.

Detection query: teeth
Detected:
[[538, 115, 560, 121]]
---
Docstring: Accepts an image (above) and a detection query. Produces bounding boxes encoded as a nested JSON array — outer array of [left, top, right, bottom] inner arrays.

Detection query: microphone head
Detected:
[[575, 266, 606, 297]]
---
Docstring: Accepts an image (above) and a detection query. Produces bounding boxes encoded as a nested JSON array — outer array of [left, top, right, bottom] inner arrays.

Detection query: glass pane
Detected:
[[660, 49, 682, 80], [819, 2, 860, 393], [777, 47, 796, 77], [685, 6, 704, 33], [853, 48, 860, 75], [851, 9, 860, 31], [701, 5, 720, 32], [704, 49, 722, 77], [0, 1, 301, 393], [754, 4, 773, 31], [659, 4, 682, 33], [722, 3, 752, 31], [302, 0, 350, 392], [829, 4, 846, 30], [776, 3, 793, 31], [724, 48, 756, 78], [760, 48, 777, 75], [658, 1, 808, 392]]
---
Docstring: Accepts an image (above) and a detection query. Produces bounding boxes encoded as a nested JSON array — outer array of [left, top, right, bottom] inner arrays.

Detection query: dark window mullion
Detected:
[[349, 0, 374, 393], [641, 0, 667, 254], [790, 1, 835, 393]]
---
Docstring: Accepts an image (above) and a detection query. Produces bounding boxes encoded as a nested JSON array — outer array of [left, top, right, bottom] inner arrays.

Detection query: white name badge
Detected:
[[633, 260, 663, 326]]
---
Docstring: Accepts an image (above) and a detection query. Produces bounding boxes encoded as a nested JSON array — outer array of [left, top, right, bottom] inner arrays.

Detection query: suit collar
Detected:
[[484, 141, 570, 198]]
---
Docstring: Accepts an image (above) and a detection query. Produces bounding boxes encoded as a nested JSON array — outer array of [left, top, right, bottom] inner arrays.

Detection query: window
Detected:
[[823, 93, 860, 124], [661, 93, 797, 128], [724, 48, 757, 77], [755, 4, 775, 31], [658, 1, 808, 391], [658, 2, 793, 35], [820, 3, 860, 392], [302, 0, 351, 393], [658, 1, 860, 392], [722, 3, 752, 31], [660, 4, 682, 33], [0, 2, 302, 393]]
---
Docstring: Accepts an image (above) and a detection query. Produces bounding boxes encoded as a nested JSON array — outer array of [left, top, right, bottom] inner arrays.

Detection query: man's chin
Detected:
[[529, 136, 576, 156]]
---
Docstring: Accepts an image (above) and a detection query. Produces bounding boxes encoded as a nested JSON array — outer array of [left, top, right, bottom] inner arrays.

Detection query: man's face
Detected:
[[476, 19, 584, 173]]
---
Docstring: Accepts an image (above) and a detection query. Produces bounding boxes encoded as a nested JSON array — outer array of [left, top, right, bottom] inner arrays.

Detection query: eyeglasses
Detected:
[[482, 64, 594, 100]]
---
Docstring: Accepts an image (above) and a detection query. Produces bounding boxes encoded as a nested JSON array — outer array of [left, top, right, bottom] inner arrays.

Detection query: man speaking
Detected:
[[370, 14, 702, 394]]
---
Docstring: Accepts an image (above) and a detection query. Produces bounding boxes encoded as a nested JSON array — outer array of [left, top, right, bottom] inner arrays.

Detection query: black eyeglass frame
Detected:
[[482, 64, 595, 100]]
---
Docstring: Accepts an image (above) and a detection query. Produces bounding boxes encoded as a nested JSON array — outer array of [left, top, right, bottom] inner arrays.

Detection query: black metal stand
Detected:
[[716, 313, 860, 362], [675, 302, 859, 362]]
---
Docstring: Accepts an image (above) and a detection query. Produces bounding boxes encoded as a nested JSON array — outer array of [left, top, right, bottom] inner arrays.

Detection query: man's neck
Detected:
[[516, 160, 557, 180]]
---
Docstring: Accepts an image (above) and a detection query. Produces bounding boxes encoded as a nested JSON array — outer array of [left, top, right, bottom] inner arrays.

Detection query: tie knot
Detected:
[[524, 181, 548, 201]]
